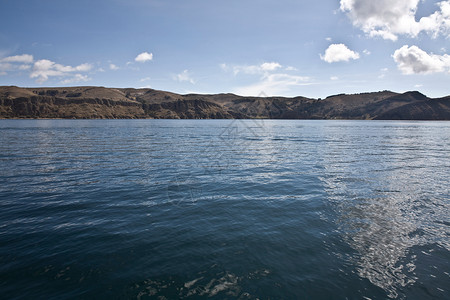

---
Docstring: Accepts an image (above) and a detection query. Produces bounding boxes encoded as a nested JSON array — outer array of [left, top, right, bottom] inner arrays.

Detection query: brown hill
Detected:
[[0, 86, 144, 119], [0, 86, 449, 120]]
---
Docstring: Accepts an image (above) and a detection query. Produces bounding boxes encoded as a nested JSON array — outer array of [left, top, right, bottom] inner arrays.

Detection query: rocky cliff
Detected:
[[1, 86, 449, 120]]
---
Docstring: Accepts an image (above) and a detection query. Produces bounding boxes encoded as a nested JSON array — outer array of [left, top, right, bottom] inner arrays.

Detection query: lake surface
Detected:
[[0, 119, 449, 299]]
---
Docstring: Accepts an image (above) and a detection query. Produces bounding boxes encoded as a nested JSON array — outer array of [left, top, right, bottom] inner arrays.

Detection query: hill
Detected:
[[1, 86, 449, 120]]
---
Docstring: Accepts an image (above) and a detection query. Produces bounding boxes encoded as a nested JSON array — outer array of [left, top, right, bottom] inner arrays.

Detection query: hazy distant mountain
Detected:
[[1, 86, 449, 120]]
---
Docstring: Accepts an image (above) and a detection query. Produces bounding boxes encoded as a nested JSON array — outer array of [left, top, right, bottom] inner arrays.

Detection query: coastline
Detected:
[[1, 86, 450, 120]]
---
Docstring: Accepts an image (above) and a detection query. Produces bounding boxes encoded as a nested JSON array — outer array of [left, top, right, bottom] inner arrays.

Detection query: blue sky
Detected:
[[1, 0, 449, 98]]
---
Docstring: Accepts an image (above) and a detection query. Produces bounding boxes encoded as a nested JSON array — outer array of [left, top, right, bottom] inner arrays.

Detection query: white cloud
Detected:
[[174, 69, 195, 84], [30, 59, 92, 83], [0, 54, 93, 83], [0, 54, 34, 63], [330, 76, 339, 80], [61, 74, 90, 84], [363, 49, 371, 55], [140, 77, 151, 82], [260, 62, 282, 71], [320, 44, 360, 63], [221, 62, 283, 75], [18, 64, 31, 70], [235, 73, 311, 96], [340, 0, 450, 41], [393, 45, 450, 74], [285, 66, 298, 71], [135, 52, 153, 63], [0, 54, 34, 74], [109, 63, 119, 70]]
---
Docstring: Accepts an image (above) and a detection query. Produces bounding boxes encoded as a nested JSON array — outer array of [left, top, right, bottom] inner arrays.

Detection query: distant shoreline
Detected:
[[1, 86, 449, 120], [1, 118, 449, 122]]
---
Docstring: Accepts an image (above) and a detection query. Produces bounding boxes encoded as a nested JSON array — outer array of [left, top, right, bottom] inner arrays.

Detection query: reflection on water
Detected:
[[319, 123, 450, 298]]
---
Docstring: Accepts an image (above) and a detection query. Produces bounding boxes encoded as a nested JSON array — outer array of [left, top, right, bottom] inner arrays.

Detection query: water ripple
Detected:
[[0, 119, 448, 299]]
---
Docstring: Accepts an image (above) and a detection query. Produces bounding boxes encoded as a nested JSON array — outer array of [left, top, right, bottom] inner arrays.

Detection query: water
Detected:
[[0, 119, 449, 299]]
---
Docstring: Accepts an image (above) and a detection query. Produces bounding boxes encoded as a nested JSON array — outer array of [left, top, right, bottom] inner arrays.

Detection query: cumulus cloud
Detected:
[[135, 52, 153, 63], [30, 59, 92, 83], [0, 54, 34, 63], [320, 44, 360, 63], [174, 69, 195, 84], [340, 0, 450, 41], [260, 62, 282, 71], [0, 54, 34, 75], [0, 54, 92, 83], [393, 45, 450, 74]]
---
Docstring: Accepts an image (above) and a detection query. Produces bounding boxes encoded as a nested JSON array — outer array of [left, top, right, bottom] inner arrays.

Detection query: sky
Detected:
[[0, 0, 449, 98]]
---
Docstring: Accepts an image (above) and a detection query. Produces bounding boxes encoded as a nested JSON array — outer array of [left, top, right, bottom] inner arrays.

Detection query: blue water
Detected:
[[0, 119, 449, 299]]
